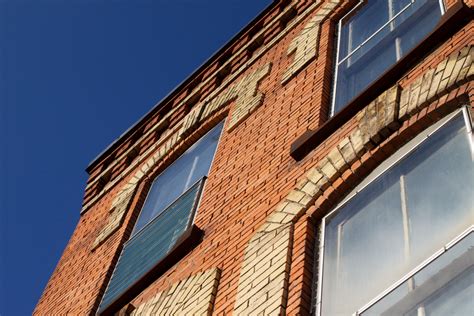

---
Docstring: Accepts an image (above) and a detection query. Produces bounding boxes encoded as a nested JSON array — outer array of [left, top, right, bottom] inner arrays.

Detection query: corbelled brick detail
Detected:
[[281, 0, 341, 84], [93, 63, 272, 249], [35, 0, 473, 313], [130, 269, 221, 316], [234, 44, 473, 315], [81, 0, 325, 214]]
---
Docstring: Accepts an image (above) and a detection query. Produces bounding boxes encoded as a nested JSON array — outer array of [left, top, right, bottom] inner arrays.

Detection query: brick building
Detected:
[[35, 0, 473, 315]]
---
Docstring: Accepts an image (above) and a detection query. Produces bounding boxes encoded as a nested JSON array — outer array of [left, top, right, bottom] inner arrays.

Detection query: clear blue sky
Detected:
[[0, 1, 271, 314]]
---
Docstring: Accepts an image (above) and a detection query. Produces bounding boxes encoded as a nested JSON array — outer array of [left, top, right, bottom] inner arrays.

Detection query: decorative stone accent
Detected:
[[234, 44, 473, 315], [234, 225, 292, 315], [281, 0, 341, 84], [358, 85, 400, 146], [130, 269, 221, 316], [92, 187, 136, 249], [95, 42, 472, 309], [399, 46, 473, 120], [81, 0, 322, 214], [227, 64, 272, 130], [181, 63, 272, 136]]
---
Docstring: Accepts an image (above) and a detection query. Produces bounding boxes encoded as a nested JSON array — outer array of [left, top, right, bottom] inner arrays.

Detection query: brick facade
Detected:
[[35, 0, 473, 315]]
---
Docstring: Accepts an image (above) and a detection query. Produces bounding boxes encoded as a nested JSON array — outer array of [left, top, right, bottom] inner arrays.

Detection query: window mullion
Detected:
[[337, 1, 413, 67], [331, 19, 344, 116], [184, 155, 200, 190], [335, 223, 344, 288], [400, 175, 412, 268], [400, 174, 426, 315], [388, 0, 403, 60]]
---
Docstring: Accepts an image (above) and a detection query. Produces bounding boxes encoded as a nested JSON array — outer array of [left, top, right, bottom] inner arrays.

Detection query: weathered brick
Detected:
[[398, 87, 410, 119], [448, 46, 470, 88], [408, 76, 423, 115], [337, 137, 356, 164], [318, 157, 338, 181], [350, 128, 368, 156], [418, 68, 435, 107], [306, 167, 324, 184]]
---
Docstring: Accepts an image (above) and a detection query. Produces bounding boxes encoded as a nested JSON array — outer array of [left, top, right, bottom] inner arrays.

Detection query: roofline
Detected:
[[86, 0, 280, 173]]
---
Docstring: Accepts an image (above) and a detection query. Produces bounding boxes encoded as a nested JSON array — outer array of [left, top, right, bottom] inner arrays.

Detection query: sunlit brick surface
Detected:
[[35, 0, 474, 314]]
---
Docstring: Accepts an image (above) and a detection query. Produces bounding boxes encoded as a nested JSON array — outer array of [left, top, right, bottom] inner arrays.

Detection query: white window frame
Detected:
[[357, 226, 474, 316], [330, 0, 446, 117], [315, 106, 473, 316]]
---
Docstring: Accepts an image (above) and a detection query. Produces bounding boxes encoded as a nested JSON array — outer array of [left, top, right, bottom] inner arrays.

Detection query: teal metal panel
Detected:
[[99, 179, 204, 312]]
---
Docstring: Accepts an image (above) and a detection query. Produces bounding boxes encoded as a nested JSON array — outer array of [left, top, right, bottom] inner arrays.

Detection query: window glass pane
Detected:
[[361, 232, 474, 316], [133, 121, 223, 234], [396, 1, 440, 56], [333, 0, 441, 114], [421, 268, 474, 316], [323, 174, 404, 315], [404, 116, 474, 265], [321, 113, 474, 316], [339, 0, 389, 61]]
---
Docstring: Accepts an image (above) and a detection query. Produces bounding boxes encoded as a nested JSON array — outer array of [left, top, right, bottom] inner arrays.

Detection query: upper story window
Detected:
[[331, 0, 444, 115], [133, 121, 224, 234], [99, 121, 224, 314], [317, 108, 474, 315]]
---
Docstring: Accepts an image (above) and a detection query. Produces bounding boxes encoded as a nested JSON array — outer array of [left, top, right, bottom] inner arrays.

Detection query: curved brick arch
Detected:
[[233, 45, 473, 315], [129, 269, 221, 316]]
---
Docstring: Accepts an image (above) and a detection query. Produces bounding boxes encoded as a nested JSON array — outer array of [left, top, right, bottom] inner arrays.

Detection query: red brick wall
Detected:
[[35, 0, 473, 314]]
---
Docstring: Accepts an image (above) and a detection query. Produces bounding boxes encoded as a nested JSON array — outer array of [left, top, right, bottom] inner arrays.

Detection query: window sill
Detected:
[[290, 0, 472, 161]]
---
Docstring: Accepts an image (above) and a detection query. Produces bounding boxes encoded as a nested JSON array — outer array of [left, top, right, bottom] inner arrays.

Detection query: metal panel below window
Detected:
[[98, 178, 205, 313]]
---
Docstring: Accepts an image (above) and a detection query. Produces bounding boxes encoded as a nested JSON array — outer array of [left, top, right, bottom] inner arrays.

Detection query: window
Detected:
[[331, 0, 444, 115], [133, 121, 224, 234], [98, 121, 224, 314], [317, 108, 474, 316]]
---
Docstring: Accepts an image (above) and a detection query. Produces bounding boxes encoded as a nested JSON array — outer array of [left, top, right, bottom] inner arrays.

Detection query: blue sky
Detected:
[[0, 0, 271, 314]]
